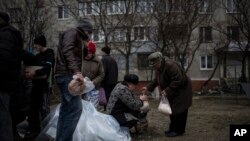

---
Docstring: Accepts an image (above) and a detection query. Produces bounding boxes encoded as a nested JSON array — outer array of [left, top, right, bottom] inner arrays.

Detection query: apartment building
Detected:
[[2, 0, 250, 92]]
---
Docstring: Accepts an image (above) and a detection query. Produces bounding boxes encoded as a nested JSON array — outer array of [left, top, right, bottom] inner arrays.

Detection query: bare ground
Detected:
[[132, 95, 250, 141]]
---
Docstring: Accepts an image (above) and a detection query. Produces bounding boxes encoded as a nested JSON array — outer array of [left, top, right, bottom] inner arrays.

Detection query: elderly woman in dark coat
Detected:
[[142, 52, 192, 137]]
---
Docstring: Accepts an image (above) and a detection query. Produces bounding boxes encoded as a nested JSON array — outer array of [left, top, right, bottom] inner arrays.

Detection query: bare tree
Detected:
[[53, 0, 153, 74], [150, 0, 214, 72], [0, 0, 54, 50], [222, 0, 250, 82]]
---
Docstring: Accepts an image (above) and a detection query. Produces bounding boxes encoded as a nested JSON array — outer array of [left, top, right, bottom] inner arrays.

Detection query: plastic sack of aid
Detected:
[[36, 100, 131, 141], [158, 96, 172, 115], [68, 75, 94, 96]]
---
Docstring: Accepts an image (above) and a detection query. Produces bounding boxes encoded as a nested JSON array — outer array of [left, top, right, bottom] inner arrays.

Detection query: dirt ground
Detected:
[[49, 90, 250, 141], [132, 95, 250, 141]]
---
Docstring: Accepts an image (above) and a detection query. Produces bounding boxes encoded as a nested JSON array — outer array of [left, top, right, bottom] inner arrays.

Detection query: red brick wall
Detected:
[[136, 80, 219, 92], [191, 80, 219, 92]]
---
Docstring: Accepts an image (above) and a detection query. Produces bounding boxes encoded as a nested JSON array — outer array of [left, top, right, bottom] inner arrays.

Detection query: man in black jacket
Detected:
[[101, 46, 118, 108], [0, 11, 23, 141], [24, 34, 55, 139]]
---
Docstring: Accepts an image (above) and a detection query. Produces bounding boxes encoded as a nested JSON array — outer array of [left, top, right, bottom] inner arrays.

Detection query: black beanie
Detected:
[[0, 11, 10, 23], [124, 74, 139, 85], [34, 34, 46, 47], [101, 46, 111, 55]]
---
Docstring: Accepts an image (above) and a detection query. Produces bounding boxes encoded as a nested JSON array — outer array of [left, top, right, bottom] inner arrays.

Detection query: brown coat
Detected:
[[55, 28, 82, 75], [82, 56, 104, 89], [147, 58, 193, 115]]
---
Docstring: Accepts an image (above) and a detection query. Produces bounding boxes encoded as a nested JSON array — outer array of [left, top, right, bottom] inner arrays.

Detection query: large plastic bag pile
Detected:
[[36, 100, 131, 141]]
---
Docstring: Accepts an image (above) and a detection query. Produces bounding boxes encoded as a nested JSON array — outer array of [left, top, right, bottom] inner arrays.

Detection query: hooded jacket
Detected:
[[55, 28, 83, 75]]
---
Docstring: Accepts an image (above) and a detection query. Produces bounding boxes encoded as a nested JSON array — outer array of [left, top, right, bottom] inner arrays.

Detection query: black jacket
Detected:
[[34, 48, 55, 79], [0, 24, 23, 93], [101, 55, 118, 86]]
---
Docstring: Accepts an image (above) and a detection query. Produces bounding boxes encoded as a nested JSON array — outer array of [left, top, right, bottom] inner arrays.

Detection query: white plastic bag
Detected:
[[158, 96, 172, 115], [82, 77, 95, 94], [68, 76, 94, 96], [36, 100, 131, 141], [140, 101, 150, 113]]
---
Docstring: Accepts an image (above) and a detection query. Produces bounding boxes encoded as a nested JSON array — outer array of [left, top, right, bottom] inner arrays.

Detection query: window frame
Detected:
[[199, 0, 214, 14], [133, 26, 149, 41], [135, 1, 153, 14], [137, 53, 152, 70], [92, 29, 105, 43], [227, 26, 240, 41], [199, 26, 213, 43], [108, 1, 125, 15], [226, 0, 239, 13], [9, 8, 22, 23], [200, 55, 214, 70], [58, 5, 69, 20], [168, 0, 183, 12]]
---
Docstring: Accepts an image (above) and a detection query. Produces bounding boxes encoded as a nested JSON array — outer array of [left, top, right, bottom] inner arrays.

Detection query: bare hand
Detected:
[[75, 72, 84, 82], [160, 90, 167, 96], [25, 71, 35, 79], [140, 94, 148, 101], [141, 87, 148, 94]]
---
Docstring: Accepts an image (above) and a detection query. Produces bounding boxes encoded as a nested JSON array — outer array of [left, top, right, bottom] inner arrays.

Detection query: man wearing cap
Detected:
[[101, 46, 118, 108], [106, 74, 148, 131], [0, 11, 23, 141], [142, 52, 192, 137], [24, 34, 55, 139], [81, 41, 104, 108], [54, 18, 93, 141]]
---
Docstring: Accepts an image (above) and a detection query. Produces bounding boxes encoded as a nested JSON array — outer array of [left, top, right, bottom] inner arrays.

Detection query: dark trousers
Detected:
[[103, 84, 116, 103], [169, 109, 188, 134], [115, 111, 147, 129], [0, 92, 13, 141], [27, 80, 48, 132], [103, 84, 116, 110]]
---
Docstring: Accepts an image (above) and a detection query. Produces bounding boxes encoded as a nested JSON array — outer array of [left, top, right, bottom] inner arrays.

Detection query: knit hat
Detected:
[[0, 11, 10, 23], [101, 46, 111, 55], [124, 74, 139, 85], [88, 41, 96, 54], [78, 18, 93, 33], [34, 34, 46, 47], [148, 52, 163, 66]]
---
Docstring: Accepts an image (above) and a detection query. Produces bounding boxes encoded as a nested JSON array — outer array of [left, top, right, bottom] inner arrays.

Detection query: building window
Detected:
[[34, 8, 44, 21], [226, 0, 239, 13], [168, 25, 187, 39], [199, 0, 214, 13], [133, 26, 148, 41], [227, 26, 239, 41], [168, 0, 183, 12], [58, 6, 69, 19], [199, 26, 212, 43], [138, 53, 151, 70], [200, 55, 213, 70], [179, 57, 188, 70], [79, 3, 85, 16], [79, 2, 100, 16], [135, 1, 153, 13], [108, 1, 125, 15], [92, 29, 105, 42], [9, 8, 22, 23], [110, 28, 127, 42]]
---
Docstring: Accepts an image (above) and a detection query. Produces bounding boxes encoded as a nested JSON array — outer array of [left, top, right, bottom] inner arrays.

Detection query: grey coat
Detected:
[[147, 58, 193, 115]]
